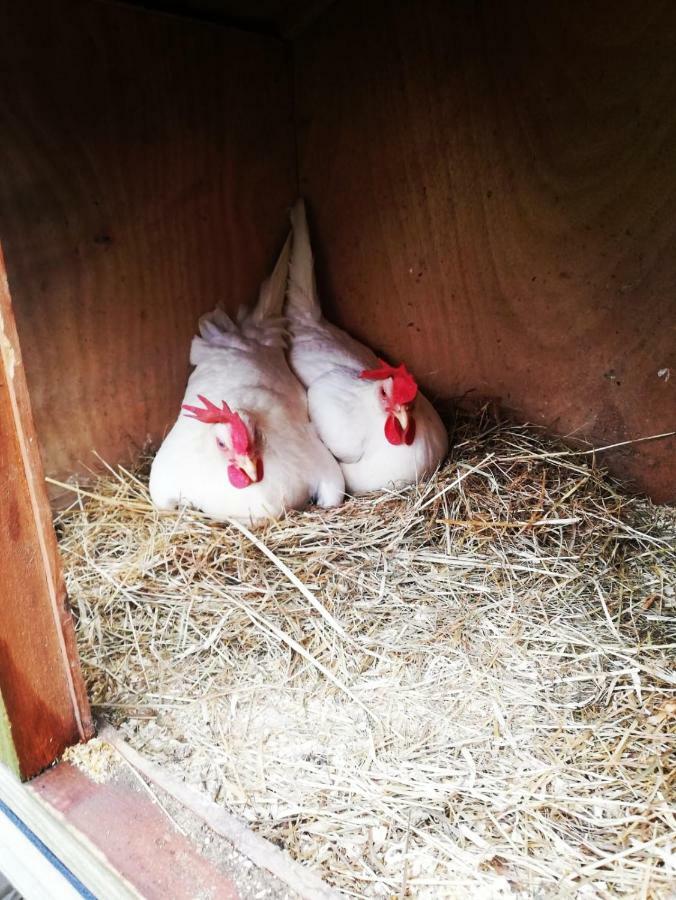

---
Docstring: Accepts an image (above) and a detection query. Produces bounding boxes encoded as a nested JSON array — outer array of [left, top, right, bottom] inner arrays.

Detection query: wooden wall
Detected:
[[295, 0, 676, 502], [0, 0, 295, 491], [1, 0, 674, 501]]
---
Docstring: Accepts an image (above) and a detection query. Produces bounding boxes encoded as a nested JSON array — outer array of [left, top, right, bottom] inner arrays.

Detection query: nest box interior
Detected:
[[0, 0, 674, 777]]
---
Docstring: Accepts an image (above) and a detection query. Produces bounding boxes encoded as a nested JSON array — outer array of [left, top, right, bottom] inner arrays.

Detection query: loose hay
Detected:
[[55, 416, 676, 898]]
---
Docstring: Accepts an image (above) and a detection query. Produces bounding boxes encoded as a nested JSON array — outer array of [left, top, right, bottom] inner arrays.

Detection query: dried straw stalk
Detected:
[[54, 415, 675, 898]]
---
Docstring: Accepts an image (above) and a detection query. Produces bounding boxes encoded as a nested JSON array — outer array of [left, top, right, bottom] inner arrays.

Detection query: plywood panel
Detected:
[[296, 0, 676, 501], [0, 245, 93, 778], [0, 0, 295, 492]]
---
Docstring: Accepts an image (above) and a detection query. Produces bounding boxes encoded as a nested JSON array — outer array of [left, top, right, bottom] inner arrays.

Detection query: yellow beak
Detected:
[[240, 457, 260, 483], [394, 407, 409, 432]]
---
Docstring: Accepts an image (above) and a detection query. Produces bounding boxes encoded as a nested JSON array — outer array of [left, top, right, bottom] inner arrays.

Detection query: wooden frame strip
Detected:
[[0, 244, 93, 778]]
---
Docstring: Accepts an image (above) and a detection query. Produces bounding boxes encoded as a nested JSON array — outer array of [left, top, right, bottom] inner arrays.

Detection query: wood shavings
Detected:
[[62, 737, 121, 784]]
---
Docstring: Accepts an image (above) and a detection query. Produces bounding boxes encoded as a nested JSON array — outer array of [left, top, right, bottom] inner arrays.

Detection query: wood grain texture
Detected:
[[0, 0, 295, 494], [0, 245, 93, 779], [295, 0, 676, 501]]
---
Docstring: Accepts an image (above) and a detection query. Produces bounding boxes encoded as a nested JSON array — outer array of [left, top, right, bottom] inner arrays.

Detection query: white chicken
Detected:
[[149, 234, 345, 523], [285, 200, 448, 495]]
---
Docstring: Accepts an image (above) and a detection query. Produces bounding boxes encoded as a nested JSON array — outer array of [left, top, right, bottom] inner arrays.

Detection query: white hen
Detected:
[[149, 234, 345, 523], [286, 200, 448, 495]]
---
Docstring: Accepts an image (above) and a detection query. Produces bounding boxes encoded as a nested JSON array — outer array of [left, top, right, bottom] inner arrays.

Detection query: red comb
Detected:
[[182, 395, 250, 453], [182, 395, 230, 424], [359, 360, 418, 405]]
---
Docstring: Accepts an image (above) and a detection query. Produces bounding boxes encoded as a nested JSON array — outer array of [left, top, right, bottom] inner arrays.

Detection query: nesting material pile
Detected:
[[55, 415, 675, 898]]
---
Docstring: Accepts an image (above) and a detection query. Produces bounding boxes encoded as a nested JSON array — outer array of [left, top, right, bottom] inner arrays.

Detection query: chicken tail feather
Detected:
[[250, 231, 291, 323], [287, 198, 322, 322]]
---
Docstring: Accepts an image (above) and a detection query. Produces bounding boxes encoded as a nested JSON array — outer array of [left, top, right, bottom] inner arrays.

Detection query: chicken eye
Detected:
[[216, 437, 226, 449]]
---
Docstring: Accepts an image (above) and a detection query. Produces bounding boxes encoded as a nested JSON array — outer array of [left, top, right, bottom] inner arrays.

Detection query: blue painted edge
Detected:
[[0, 795, 96, 899]]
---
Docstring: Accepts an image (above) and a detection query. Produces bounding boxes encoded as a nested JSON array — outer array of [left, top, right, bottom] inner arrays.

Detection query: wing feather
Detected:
[[307, 368, 369, 464]]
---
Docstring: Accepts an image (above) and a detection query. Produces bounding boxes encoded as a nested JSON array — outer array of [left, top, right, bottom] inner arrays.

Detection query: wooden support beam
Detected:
[[0, 245, 93, 778]]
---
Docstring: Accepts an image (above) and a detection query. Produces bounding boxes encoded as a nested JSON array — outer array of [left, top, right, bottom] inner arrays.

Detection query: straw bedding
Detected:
[[55, 414, 675, 898]]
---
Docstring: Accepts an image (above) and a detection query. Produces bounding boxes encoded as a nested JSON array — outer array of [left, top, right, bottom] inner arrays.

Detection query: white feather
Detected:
[[150, 232, 344, 522], [286, 199, 449, 495]]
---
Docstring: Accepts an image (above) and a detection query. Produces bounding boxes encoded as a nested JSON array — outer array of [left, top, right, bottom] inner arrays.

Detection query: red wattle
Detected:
[[384, 415, 416, 446], [227, 464, 253, 489], [384, 415, 404, 445]]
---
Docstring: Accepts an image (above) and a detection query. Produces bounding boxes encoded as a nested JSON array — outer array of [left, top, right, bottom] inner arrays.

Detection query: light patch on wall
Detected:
[[0, 308, 16, 382], [0, 689, 19, 777]]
